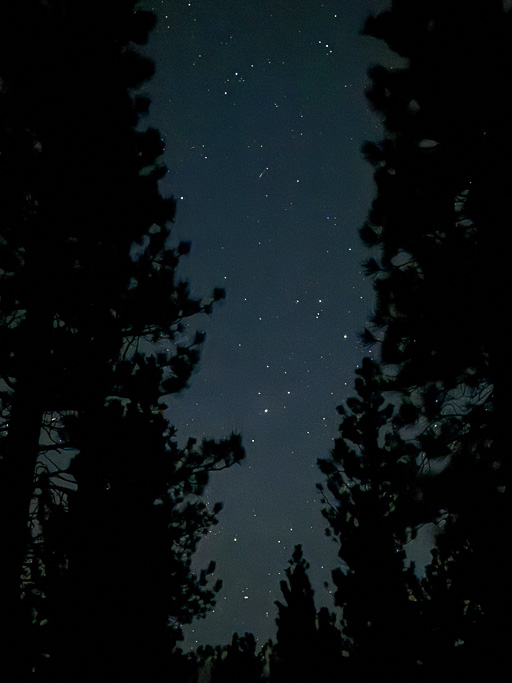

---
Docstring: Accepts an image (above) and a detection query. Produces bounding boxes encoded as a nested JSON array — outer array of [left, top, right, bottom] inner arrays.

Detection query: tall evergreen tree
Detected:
[[367, 1, 511, 672], [270, 545, 344, 682], [318, 358, 424, 677], [360, 0, 509, 493], [0, 2, 243, 679], [322, 0, 512, 676]]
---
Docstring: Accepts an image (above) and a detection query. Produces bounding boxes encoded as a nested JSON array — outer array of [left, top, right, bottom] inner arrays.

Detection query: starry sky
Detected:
[[136, 0, 401, 648]]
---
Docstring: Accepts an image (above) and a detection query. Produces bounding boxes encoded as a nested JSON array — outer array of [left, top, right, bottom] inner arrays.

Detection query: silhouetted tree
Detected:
[[270, 545, 344, 682], [0, 2, 243, 679], [208, 632, 266, 683], [332, 0, 512, 676], [318, 358, 424, 678], [360, 0, 509, 482]]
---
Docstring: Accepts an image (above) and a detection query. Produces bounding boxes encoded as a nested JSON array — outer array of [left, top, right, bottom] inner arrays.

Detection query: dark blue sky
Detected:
[[137, 0, 403, 648]]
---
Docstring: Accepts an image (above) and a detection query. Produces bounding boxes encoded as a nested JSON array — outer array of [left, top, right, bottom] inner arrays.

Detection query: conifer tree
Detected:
[[326, 0, 512, 675], [318, 359, 424, 677], [0, 2, 243, 678], [270, 545, 344, 682], [209, 632, 266, 683], [360, 0, 509, 493]]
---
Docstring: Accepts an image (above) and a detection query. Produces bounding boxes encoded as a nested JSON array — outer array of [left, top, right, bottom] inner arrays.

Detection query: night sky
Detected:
[[136, 0, 404, 649]]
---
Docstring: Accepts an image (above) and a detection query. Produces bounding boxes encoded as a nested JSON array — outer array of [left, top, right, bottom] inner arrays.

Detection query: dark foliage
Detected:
[[270, 545, 344, 683], [318, 0, 512, 678], [209, 632, 266, 683], [0, 2, 243, 679], [318, 360, 424, 677]]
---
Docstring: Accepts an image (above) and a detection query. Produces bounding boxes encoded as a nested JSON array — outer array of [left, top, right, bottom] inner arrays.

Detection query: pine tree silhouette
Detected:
[[0, 2, 243, 679], [318, 359, 423, 678], [322, 0, 512, 676], [270, 545, 344, 682]]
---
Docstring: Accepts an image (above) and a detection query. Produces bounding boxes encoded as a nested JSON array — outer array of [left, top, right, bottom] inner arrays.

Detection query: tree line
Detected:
[[1, 0, 510, 681]]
